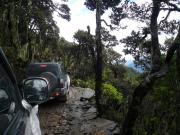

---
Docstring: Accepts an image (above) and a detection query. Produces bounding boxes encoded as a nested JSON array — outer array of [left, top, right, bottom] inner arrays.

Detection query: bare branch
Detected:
[[141, 28, 150, 41], [160, 8, 179, 11], [168, 2, 180, 12], [159, 10, 171, 25], [160, 2, 180, 12], [101, 19, 113, 30]]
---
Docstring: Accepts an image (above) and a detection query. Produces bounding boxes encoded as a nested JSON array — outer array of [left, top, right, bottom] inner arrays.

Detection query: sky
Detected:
[[53, 0, 96, 41], [53, 0, 180, 63]]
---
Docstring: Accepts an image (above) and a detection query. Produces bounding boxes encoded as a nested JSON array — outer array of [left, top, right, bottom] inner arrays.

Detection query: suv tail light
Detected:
[[40, 64, 47, 68], [52, 92, 60, 97]]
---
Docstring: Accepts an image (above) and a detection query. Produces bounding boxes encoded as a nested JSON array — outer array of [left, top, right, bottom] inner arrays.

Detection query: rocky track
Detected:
[[39, 87, 120, 135]]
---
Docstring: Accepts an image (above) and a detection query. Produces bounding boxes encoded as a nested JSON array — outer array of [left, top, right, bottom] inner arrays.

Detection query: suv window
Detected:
[[0, 63, 17, 134], [26, 64, 59, 77]]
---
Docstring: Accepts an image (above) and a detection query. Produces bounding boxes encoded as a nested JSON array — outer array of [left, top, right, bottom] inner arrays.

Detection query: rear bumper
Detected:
[[50, 87, 68, 98], [56, 87, 67, 94]]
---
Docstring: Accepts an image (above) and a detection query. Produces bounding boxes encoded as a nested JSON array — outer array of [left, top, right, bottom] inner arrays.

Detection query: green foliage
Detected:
[[73, 79, 95, 90], [102, 83, 123, 106], [0, 0, 71, 80], [73, 30, 96, 79], [102, 67, 113, 81], [84, 0, 121, 13], [133, 61, 180, 135], [103, 109, 123, 123], [123, 67, 140, 87], [104, 48, 125, 66]]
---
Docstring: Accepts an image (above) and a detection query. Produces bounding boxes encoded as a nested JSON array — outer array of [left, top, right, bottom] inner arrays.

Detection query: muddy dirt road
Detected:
[[39, 87, 120, 135]]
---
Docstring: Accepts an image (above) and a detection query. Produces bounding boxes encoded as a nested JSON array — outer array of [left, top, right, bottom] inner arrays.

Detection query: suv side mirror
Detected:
[[66, 71, 71, 75], [22, 77, 49, 105]]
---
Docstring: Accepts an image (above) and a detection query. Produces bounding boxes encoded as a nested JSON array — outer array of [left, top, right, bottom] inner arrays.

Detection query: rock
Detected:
[[81, 88, 95, 100], [80, 97, 87, 101], [69, 108, 73, 111], [86, 118, 118, 134], [67, 116, 74, 121], [68, 121, 74, 125], [112, 127, 120, 135], [82, 106, 97, 120], [107, 123, 117, 131], [87, 106, 97, 113], [83, 113, 97, 120], [82, 104, 91, 110], [62, 113, 66, 117], [61, 120, 67, 125]]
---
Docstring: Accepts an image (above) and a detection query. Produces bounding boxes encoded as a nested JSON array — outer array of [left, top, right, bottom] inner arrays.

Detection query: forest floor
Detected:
[[39, 87, 120, 135]]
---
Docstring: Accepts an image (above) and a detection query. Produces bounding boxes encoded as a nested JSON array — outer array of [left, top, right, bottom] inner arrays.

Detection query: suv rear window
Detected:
[[26, 64, 60, 77]]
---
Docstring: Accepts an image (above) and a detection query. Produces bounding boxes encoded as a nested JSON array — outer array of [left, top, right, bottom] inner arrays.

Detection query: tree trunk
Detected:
[[120, 1, 162, 134], [150, 0, 161, 73], [121, 80, 155, 135], [28, 41, 32, 62], [87, 25, 96, 71], [176, 33, 180, 134], [176, 46, 180, 81], [8, 2, 20, 54], [95, 0, 103, 116]]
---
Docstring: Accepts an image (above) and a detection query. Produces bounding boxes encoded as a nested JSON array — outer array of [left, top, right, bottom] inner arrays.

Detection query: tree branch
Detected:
[[159, 10, 171, 25], [101, 19, 113, 30], [166, 25, 180, 64], [168, 2, 180, 12], [141, 28, 150, 41], [160, 8, 179, 11], [161, 2, 180, 12]]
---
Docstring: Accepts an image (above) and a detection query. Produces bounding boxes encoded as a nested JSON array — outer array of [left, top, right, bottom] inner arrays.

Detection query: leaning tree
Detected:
[[109, 0, 180, 134]]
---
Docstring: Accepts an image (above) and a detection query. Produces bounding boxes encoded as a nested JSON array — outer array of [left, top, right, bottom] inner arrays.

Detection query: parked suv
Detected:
[[26, 62, 70, 101], [0, 48, 47, 135]]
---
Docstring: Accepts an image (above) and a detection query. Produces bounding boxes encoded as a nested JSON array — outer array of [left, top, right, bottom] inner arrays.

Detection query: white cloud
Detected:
[[54, 0, 96, 42], [136, 0, 150, 5]]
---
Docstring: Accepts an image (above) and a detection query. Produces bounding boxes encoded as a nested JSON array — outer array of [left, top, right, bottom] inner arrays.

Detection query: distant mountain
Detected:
[[125, 60, 143, 72]]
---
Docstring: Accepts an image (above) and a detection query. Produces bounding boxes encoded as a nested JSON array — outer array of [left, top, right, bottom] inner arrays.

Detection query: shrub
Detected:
[[102, 83, 123, 108], [73, 79, 95, 90]]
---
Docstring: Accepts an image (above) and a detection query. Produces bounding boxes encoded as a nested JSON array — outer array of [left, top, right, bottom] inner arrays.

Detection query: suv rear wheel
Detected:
[[58, 92, 69, 102]]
